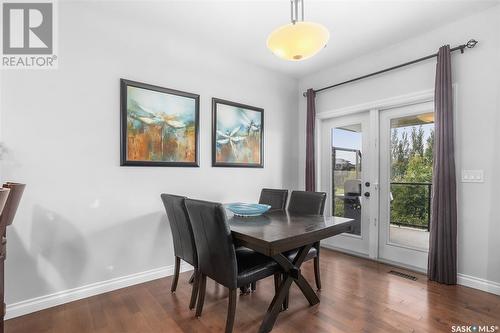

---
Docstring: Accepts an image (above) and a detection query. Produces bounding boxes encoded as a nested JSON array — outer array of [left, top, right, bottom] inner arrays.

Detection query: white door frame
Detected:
[[315, 88, 437, 260]]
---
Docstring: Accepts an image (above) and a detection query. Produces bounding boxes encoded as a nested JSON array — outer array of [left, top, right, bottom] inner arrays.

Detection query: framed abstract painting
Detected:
[[120, 79, 199, 167], [212, 98, 264, 168]]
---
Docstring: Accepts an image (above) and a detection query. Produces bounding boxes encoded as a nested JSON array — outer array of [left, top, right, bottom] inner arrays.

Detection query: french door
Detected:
[[378, 102, 434, 271], [319, 112, 375, 257], [319, 102, 434, 271]]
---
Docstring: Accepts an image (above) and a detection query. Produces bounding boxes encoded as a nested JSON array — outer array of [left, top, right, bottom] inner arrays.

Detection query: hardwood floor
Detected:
[[5, 249, 500, 333]]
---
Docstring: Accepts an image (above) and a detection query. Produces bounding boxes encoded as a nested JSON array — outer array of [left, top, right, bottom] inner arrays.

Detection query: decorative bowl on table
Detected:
[[226, 203, 271, 217]]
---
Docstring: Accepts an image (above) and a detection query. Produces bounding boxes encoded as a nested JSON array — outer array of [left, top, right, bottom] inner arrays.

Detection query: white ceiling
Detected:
[[103, 0, 499, 78]]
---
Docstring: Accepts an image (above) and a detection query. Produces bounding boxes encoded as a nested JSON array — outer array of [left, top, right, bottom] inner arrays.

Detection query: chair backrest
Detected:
[[184, 199, 238, 289], [288, 191, 327, 215], [259, 188, 288, 211], [160, 194, 197, 267]]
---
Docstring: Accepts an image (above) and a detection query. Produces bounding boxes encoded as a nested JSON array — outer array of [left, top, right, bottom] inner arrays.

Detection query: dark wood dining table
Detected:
[[228, 210, 354, 333]]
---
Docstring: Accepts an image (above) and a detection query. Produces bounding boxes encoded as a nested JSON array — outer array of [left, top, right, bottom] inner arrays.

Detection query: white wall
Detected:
[[298, 6, 500, 286], [0, 2, 298, 306]]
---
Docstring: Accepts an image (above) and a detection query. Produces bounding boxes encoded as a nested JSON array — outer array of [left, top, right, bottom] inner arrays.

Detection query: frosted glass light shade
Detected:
[[267, 21, 329, 61]]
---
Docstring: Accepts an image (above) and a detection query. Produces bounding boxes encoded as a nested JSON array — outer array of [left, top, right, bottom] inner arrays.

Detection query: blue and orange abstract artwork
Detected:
[[212, 99, 263, 167], [121, 80, 199, 166]]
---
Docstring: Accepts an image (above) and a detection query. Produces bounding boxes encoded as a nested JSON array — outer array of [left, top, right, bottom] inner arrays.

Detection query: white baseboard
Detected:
[[457, 273, 500, 296], [5, 262, 193, 320]]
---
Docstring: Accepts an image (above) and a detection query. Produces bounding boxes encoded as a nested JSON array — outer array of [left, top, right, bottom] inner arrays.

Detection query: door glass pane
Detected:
[[389, 112, 434, 249], [332, 125, 362, 235]]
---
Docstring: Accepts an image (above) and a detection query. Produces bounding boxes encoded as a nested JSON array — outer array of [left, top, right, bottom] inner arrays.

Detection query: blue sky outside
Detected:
[[332, 123, 434, 164], [332, 128, 362, 163], [393, 123, 434, 144]]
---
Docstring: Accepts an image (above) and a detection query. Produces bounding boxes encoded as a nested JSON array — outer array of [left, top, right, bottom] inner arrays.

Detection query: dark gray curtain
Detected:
[[428, 45, 458, 285], [305, 89, 316, 192]]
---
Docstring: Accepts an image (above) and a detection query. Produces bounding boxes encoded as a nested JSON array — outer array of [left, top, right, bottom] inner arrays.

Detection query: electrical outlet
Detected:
[[461, 170, 484, 183]]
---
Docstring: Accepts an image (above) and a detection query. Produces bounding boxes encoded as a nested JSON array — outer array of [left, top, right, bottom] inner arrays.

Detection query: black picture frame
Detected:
[[120, 79, 200, 167], [212, 98, 264, 168]]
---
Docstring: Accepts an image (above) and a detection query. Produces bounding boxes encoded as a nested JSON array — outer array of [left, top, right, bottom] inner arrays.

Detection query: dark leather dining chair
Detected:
[[259, 188, 288, 211], [287, 190, 327, 291], [240, 188, 288, 293], [288, 190, 326, 216], [185, 198, 282, 333], [160, 194, 199, 310]]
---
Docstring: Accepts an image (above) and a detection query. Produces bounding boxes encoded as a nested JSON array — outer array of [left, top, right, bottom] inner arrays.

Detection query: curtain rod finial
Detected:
[[466, 39, 478, 49]]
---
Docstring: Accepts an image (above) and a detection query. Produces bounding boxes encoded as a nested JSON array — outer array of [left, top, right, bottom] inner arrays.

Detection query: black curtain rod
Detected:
[[303, 39, 478, 97]]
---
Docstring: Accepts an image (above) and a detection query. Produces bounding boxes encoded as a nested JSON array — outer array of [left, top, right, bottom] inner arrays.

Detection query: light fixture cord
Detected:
[[290, 0, 304, 25], [301, 0, 304, 21]]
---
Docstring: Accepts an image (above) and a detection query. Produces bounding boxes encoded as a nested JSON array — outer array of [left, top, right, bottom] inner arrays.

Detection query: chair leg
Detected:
[[195, 274, 207, 318], [188, 271, 195, 284], [314, 256, 322, 291], [283, 273, 289, 310], [239, 285, 249, 295], [225, 289, 237, 333], [171, 257, 180, 293], [189, 269, 199, 310], [251, 281, 256, 292]]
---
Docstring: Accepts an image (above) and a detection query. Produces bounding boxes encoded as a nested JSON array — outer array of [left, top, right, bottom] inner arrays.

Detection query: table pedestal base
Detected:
[[258, 244, 319, 333]]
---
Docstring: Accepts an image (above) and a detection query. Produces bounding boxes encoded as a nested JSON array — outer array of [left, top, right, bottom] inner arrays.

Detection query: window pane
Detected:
[[332, 125, 362, 235], [389, 112, 434, 249]]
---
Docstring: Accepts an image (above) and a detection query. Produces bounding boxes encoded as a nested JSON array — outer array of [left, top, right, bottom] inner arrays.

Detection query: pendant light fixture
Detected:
[[267, 0, 329, 61]]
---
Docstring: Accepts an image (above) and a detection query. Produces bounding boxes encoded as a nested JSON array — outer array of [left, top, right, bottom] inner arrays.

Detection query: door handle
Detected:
[[364, 192, 370, 198]]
